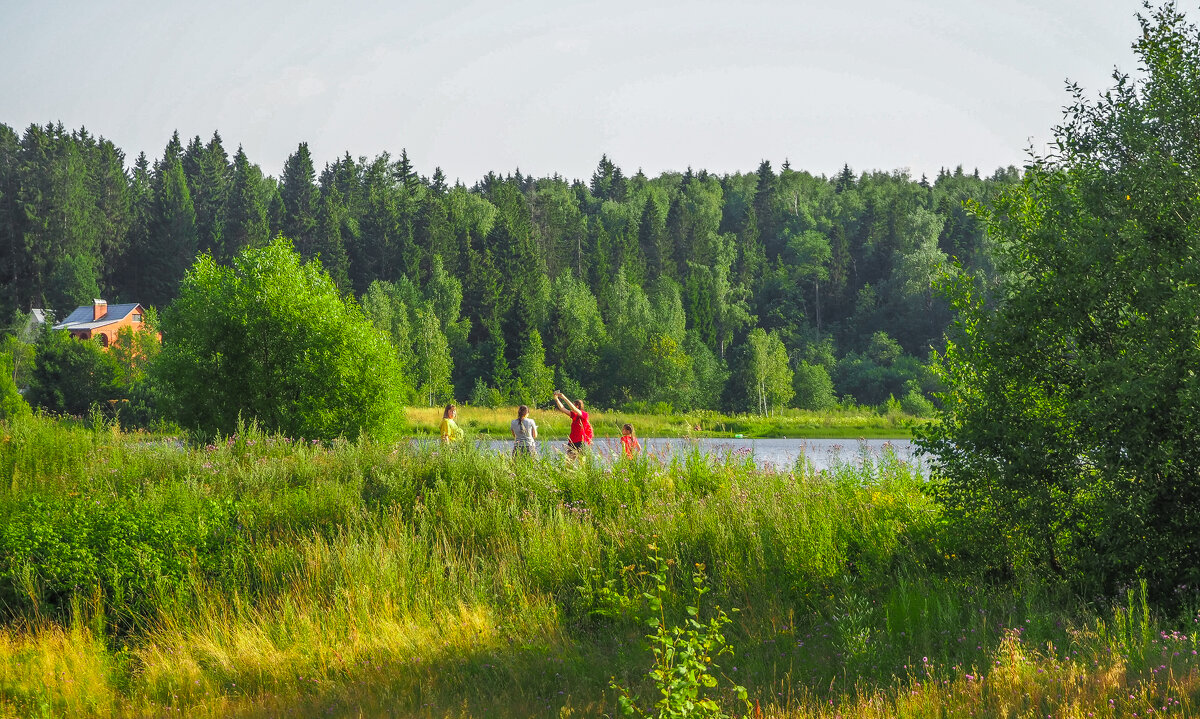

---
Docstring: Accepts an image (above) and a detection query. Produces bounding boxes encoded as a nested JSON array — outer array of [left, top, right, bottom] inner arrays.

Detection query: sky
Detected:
[[1, 0, 1144, 183]]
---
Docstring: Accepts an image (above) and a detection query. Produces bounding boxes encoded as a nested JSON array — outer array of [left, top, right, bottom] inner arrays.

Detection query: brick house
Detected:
[[52, 299, 155, 348]]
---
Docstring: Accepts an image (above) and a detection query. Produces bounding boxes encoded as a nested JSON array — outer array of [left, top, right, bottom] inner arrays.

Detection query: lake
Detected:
[[483, 436, 920, 472]]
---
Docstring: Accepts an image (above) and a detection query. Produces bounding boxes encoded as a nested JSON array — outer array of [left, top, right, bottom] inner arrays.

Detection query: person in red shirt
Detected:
[[553, 390, 592, 458], [620, 423, 641, 458]]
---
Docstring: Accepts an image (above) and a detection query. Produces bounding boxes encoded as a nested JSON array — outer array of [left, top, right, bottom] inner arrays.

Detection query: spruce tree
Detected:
[[0, 124, 22, 313], [515, 328, 554, 406], [314, 187, 352, 289], [222, 146, 269, 261], [193, 132, 229, 258], [280, 142, 318, 257], [145, 156, 198, 306]]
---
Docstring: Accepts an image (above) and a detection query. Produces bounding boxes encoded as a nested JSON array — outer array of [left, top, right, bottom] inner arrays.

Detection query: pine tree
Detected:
[[91, 138, 131, 298], [115, 152, 154, 302], [181, 135, 204, 193], [835, 163, 856, 193], [753, 159, 780, 258], [430, 167, 448, 196], [193, 132, 229, 258], [637, 195, 666, 279], [314, 187, 352, 289], [280, 142, 318, 258], [145, 156, 198, 306], [515, 328, 554, 406], [222, 146, 269, 260], [157, 130, 183, 176], [664, 194, 685, 280], [0, 124, 23, 313]]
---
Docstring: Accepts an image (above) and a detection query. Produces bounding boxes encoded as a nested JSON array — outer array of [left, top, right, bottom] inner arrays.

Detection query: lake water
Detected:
[[484, 436, 920, 472]]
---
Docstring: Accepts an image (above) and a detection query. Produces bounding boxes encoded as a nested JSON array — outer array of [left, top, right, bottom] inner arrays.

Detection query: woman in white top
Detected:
[[510, 404, 539, 458]]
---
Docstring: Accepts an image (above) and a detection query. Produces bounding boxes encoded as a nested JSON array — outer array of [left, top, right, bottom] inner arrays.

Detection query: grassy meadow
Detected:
[[0, 413, 1198, 717], [405, 405, 923, 439]]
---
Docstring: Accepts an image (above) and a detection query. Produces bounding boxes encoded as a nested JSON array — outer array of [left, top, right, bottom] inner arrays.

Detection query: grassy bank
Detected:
[[0, 414, 1197, 718], [406, 405, 925, 439]]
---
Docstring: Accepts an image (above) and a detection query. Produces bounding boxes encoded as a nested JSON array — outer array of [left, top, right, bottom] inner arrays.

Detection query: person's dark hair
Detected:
[[443, 404, 456, 419], [576, 399, 585, 411], [623, 423, 634, 435], [517, 405, 529, 420]]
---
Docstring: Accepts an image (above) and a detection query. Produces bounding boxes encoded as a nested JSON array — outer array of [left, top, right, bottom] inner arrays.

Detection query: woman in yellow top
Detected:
[[439, 404, 464, 443]]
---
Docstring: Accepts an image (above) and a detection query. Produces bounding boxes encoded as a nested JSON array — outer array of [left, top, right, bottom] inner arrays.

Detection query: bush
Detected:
[[27, 330, 120, 416], [792, 360, 836, 411], [155, 237, 408, 441], [0, 351, 29, 420], [0, 495, 233, 631], [919, 5, 1200, 598], [899, 383, 936, 418]]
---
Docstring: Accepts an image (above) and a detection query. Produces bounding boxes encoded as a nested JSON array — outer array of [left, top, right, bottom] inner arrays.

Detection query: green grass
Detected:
[[406, 405, 926, 439], [0, 413, 1197, 718]]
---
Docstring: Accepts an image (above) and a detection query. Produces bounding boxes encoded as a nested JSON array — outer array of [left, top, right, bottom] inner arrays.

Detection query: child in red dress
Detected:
[[620, 423, 641, 458]]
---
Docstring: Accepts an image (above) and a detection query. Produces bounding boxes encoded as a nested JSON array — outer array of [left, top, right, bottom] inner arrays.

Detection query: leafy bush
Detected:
[[27, 330, 120, 416], [792, 360, 836, 411], [0, 495, 234, 631], [155, 237, 408, 441], [920, 5, 1200, 598], [0, 350, 29, 419], [899, 383, 936, 418], [611, 553, 749, 719]]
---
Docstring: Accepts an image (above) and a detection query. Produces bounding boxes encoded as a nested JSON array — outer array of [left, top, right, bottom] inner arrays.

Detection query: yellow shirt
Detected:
[[440, 418, 463, 442]]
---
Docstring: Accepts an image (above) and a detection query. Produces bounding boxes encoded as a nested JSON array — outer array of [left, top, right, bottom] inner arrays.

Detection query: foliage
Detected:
[[732, 328, 793, 415], [919, 3, 1200, 598], [514, 328, 555, 407], [411, 303, 454, 407], [792, 360, 836, 411], [154, 237, 407, 440], [45, 254, 100, 317], [27, 330, 120, 416], [611, 552, 749, 719], [0, 350, 29, 419], [0, 123, 1016, 414], [4, 413, 1200, 717]]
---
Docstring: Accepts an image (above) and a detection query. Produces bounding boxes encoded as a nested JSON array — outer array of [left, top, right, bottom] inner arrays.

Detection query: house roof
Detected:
[[53, 303, 142, 331], [21, 309, 51, 341]]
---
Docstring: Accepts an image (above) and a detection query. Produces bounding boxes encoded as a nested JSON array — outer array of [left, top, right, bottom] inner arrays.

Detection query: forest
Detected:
[[0, 122, 1018, 413]]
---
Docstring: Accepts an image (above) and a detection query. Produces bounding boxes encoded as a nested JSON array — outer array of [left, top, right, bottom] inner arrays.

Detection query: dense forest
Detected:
[[0, 122, 1019, 413]]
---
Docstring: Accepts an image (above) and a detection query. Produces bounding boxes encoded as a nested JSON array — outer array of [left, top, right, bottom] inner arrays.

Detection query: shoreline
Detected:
[[405, 405, 923, 441]]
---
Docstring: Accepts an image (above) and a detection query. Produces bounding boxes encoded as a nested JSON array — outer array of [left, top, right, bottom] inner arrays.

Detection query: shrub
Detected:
[[155, 237, 408, 441]]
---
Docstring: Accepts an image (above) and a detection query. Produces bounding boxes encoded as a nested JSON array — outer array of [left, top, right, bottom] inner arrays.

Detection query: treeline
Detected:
[[0, 122, 1019, 413]]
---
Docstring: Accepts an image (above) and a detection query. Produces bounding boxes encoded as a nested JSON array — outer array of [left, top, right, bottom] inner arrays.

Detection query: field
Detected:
[[405, 405, 924, 439], [0, 413, 1198, 718]]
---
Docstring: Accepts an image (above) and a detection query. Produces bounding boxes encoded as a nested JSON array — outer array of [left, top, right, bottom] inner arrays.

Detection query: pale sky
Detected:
[[1, 0, 1143, 182]]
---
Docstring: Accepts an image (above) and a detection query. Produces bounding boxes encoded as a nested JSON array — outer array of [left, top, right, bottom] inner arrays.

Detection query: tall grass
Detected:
[[0, 413, 1197, 717]]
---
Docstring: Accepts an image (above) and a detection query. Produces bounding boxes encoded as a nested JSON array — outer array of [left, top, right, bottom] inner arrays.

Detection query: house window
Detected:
[[133, 313, 143, 322], [98, 334, 109, 348]]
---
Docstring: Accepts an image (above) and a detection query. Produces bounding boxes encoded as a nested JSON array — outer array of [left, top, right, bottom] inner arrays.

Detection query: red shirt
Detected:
[[569, 411, 592, 444], [620, 435, 641, 457]]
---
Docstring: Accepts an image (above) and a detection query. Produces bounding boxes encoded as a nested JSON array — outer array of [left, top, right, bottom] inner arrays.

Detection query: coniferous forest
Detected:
[[0, 122, 1020, 413]]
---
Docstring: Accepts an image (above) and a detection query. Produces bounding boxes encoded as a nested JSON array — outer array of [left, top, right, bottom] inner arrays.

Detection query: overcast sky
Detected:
[[1, 0, 1144, 183]]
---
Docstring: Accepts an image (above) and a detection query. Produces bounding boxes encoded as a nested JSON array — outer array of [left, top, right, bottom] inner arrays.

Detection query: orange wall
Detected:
[[70, 312, 158, 348]]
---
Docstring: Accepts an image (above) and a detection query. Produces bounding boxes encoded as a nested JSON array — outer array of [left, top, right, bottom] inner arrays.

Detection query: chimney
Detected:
[[93, 299, 107, 321]]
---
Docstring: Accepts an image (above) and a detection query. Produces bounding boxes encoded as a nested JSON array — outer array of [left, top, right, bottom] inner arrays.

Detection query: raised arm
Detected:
[[558, 393, 580, 415], [552, 393, 572, 416]]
